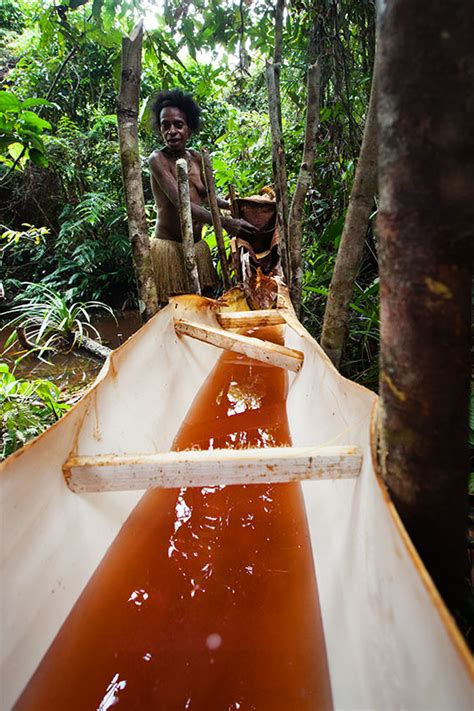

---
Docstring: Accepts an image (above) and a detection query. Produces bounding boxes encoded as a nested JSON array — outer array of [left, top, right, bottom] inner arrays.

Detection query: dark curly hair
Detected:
[[151, 89, 202, 133]]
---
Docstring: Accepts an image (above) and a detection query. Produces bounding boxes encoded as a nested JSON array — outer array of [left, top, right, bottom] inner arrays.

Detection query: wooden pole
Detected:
[[176, 158, 201, 295], [201, 149, 232, 290], [320, 55, 378, 368], [64, 445, 362, 493], [116, 20, 158, 321], [288, 61, 321, 317], [377, 0, 472, 607]]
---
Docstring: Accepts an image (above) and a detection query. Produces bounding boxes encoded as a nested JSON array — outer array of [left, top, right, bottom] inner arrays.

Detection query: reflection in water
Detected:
[[15, 326, 332, 711]]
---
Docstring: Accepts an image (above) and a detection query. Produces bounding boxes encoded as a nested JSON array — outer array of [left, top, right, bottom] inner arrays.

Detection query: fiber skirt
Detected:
[[150, 238, 218, 303]]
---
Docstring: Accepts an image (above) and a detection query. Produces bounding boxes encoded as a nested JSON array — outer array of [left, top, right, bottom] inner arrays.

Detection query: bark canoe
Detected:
[[0, 293, 472, 709]]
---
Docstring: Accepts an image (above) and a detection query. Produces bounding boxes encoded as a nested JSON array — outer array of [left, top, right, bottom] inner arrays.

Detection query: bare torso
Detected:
[[150, 148, 206, 243]]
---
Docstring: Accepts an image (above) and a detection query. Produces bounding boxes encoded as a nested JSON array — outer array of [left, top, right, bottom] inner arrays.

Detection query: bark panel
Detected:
[[377, 0, 473, 603], [117, 20, 158, 321], [320, 57, 378, 368]]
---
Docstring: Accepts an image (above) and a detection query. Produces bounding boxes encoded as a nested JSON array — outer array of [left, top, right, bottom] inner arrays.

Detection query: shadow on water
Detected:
[[0, 310, 141, 393]]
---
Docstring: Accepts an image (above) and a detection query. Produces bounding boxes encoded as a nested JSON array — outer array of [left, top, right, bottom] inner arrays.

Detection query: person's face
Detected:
[[160, 106, 191, 154]]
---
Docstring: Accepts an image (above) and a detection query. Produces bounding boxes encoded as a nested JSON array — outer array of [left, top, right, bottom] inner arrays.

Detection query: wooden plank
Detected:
[[64, 445, 362, 493], [216, 309, 285, 330], [174, 319, 304, 372]]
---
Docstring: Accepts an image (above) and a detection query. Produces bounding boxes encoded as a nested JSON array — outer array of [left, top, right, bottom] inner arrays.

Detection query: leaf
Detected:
[[21, 98, 58, 110], [0, 92, 21, 113], [20, 111, 52, 132], [7, 142, 24, 160], [29, 149, 49, 167]]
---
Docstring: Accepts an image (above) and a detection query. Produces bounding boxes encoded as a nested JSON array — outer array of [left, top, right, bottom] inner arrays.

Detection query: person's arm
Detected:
[[149, 154, 255, 237]]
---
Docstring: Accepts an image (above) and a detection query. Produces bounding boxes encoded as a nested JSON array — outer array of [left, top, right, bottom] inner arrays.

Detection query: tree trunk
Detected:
[[266, 61, 290, 283], [288, 61, 320, 317], [117, 20, 158, 322], [176, 158, 201, 295], [377, 0, 473, 607], [320, 56, 378, 368], [201, 149, 232, 290]]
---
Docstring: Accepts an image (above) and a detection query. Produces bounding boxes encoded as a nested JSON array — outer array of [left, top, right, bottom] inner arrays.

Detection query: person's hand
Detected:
[[223, 217, 258, 237]]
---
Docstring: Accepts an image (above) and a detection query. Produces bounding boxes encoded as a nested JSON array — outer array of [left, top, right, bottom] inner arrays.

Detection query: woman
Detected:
[[149, 89, 256, 303]]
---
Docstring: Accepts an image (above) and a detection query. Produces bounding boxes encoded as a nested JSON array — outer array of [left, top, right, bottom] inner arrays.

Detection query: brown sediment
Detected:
[[15, 325, 332, 710]]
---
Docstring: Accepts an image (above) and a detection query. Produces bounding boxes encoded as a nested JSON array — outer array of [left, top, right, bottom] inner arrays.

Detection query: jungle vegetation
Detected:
[[1, 0, 378, 381]]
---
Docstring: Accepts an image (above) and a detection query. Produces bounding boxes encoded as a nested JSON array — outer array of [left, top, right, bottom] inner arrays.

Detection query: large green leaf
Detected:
[[20, 111, 52, 132], [0, 92, 21, 114], [29, 148, 49, 167], [22, 98, 58, 110]]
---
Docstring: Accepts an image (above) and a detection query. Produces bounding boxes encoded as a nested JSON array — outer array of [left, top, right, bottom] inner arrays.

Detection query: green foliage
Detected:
[[0, 362, 70, 459], [0, 90, 55, 169], [2, 282, 115, 361], [1, 0, 380, 386]]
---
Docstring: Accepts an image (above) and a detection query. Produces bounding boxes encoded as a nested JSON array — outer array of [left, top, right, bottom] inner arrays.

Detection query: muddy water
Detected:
[[0, 311, 141, 391], [15, 326, 332, 711]]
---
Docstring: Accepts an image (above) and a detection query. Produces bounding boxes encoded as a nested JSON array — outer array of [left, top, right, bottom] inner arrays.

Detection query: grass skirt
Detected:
[[150, 238, 218, 303]]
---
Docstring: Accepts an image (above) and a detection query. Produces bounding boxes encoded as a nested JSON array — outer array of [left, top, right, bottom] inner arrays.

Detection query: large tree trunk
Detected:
[[117, 20, 158, 322], [266, 0, 290, 283], [377, 0, 473, 607], [266, 61, 290, 283], [288, 62, 320, 317], [320, 57, 378, 368]]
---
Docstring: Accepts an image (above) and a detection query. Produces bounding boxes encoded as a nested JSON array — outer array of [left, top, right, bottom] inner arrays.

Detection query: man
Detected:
[[149, 89, 256, 302]]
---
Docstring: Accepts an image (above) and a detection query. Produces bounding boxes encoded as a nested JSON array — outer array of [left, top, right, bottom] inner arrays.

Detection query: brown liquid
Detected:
[[16, 326, 333, 711]]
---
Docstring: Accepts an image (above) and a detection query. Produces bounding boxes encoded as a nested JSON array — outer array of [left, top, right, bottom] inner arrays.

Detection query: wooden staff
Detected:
[[201, 149, 232, 289], [176, 158, 201, 295]]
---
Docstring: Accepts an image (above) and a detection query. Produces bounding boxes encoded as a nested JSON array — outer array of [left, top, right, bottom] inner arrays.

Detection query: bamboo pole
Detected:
[[176, 158, 201, 295], [201, 149, 232, 290], [288, 61, 321, 316], [117, 20, 158, 321], [377, 0, 472, 608], [320, 56, 378, 368]]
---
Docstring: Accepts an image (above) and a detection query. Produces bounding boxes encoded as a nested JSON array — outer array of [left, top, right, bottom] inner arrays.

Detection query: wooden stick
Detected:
[[64, 445, 362, 493], [174, 318, 303, 372], [217, 309, 285, 330], [176, 158, 201, 295], [201, 149, 232, 290]]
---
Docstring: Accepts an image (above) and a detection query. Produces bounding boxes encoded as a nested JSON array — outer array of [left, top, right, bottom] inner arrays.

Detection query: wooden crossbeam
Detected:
[[174, 319, 304, 372], [64, 446, 362, 493], [216, 309, 285, 330]]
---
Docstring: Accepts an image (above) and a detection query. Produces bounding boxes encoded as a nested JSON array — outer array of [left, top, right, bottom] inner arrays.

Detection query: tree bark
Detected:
[[288, 61, 320, 317], [320, 56, 378, 368], [201, 149, 232, 290], [117, 20, 158, 322], [176, 158, 201, 295], [266, 61, 290, 283], [377, 0, 473, 606]]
